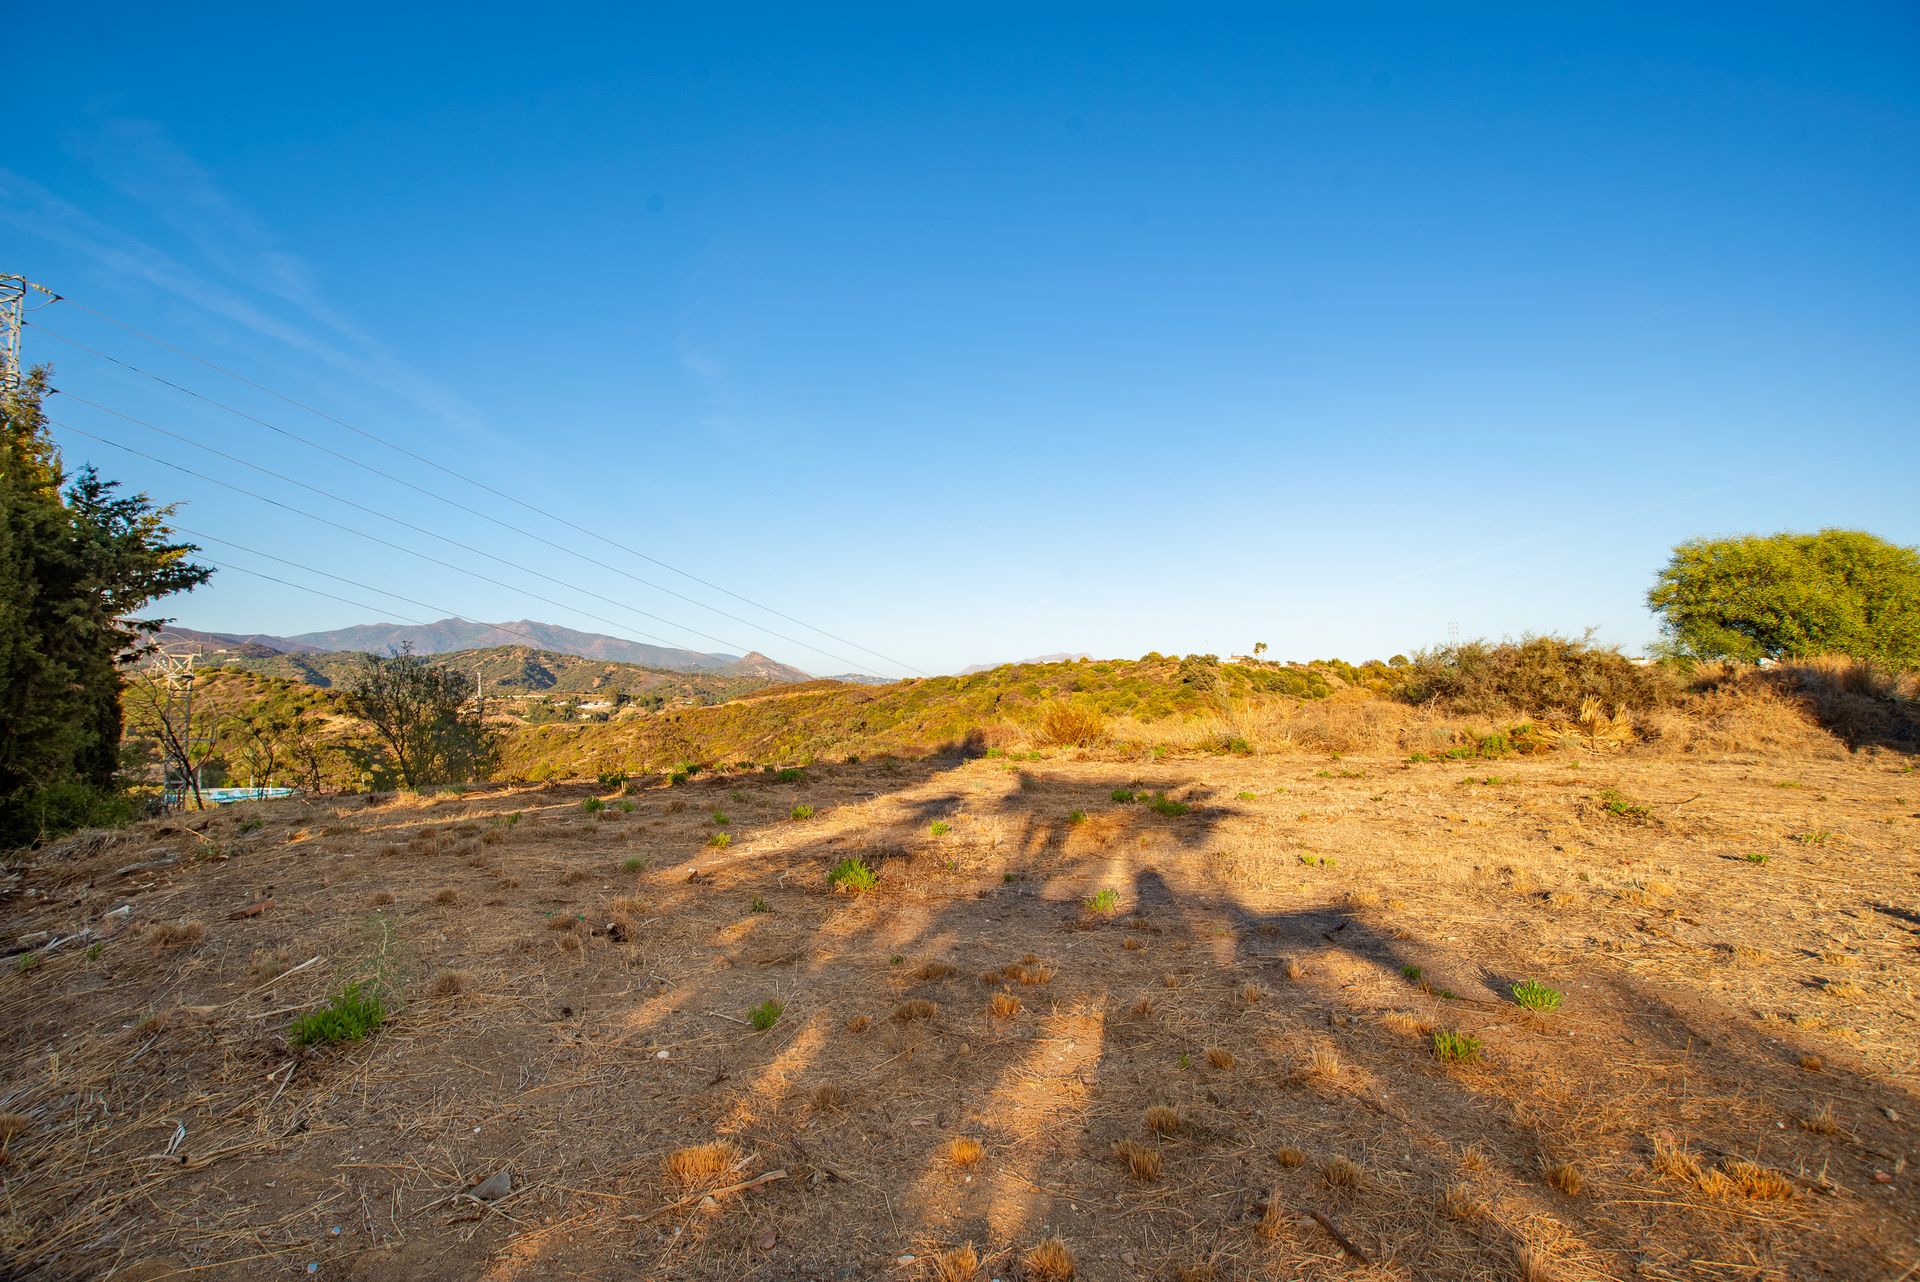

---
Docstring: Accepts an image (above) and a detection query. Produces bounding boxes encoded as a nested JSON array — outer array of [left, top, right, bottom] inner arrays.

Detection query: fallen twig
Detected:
[[621, 1168, 788, 1223], [1305, 1208, 1373, 1265]]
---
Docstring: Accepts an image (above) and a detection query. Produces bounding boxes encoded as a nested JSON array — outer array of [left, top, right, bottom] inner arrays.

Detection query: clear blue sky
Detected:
[[6, 4, 1916, 676]]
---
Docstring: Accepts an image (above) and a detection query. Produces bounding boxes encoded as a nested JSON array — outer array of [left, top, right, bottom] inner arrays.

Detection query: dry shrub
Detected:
[[1129, 995, 1154, 1019], [991, 992, 1023, 1018], [366, 890, 396, 907], [1441, 1181, 1484, 1221], [1237, 981, 1264, 1005], [846, 1014, 871, 1033], [1205, 1045, 1235, 1070], [1112, 1139, 1161, 1181], [811, 1083, 848, 1113], [428, 970, 470, 998], [893, 999, 938, 1022], [1122, 937, 1143, 951], [929, 1242, 979, 1282], [555, 932, 581, 952], [1395, 636, 1670, 720], [1022, 1236, 1075, 1282], [150, 920, 204, 948], [665, 1140, 739, 1186], [1323, 1155, 1363, 1189], [947, 1136, 984, 1167], [1036, 700, 1106, 748], [1542, 1160, 1583, 1196], [1515, 1242, 1556, 1282], [1458, 1143, 1488, 1171], [1144, 1105, 1181, 1136], [917, 960, 959, 981], [1174, 1264, 1216, 1282], [1275, 1145, 1305, 1168], [431, 887, 459, 904]]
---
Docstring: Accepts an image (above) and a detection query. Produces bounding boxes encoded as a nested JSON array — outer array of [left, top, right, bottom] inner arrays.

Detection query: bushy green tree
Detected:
[[1648, 530, 1920, 669], [348, 644, 496, 787], [2, 369, 211, 845]]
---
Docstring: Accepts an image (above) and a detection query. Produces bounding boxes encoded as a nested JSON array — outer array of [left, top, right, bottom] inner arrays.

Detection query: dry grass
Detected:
[[1651, 1134, 1701, 1182], [1440, 1181, 1484, 1221], [845, 1013, 871, 1033], [1323, 1155, 1363, 1189], [430, 886, 459, 904], [1256, 1186, 1288, 1241], [1542, 1160, 1583, 1197], [893, 998, 939, 1022], [1275, 1144, 1305, 1168], [946, 1136, 984, 1167], [1112, 1138, 1162, 1181], [1800, 1101, 1838, 1135], [427, 970, 470, 998], [148, 920, 204, 948], [1144, 1105, 1181, 1136], [665, 1141, 740, 1187], [928, 1242, 979, 1282], [1204, 1045, 1235, 1070], [990, 991, 1023, 1018], [917, 960, 959, 981], [810, 1083, 848, 1114], [1720, 1159, 1795, 1201], [1022, 1236, 1076, 1281], [0, 1114, 30, 1143]]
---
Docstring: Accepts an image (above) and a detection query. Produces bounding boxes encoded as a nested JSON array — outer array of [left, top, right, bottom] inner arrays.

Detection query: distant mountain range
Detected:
[[959, 651, 1090, 675], [155, 619, 819, 684]]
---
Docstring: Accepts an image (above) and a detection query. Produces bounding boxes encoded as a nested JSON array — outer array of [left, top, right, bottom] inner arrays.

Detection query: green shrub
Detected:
[[597, 770, 629, 790], [790, 803, 816, 821], [750, 895, 769, 913], [622, 856, 647, 872], [828, 857, 878, 893], [1401, 964, 1422, 982], [749, 998, 784, 1031], [289, 981, 386, 1047], [581, 797, 605, 814], [708, 831, 731, 848], [619, 800, 636, 813], [1598, 789, 1650, 820], [1431, 1029, 1482, 1064], [929, 820, 951, 836], [1510, 979, 1562, 1012], [1087, 888, 1120, 914], [1148, 793, 1189, 817], [1743, 851, 1770, 864], [711, 810, 731, 826], [1067, 809, 1087, 824], [1111, 789, 1138, 804], [774, 767, 806, 783], [1235, 790, 1256, 801]]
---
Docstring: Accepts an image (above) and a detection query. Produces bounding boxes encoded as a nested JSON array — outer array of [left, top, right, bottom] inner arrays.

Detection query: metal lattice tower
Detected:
[[0, 274, 57, 392], [152, 649, 198, 808]]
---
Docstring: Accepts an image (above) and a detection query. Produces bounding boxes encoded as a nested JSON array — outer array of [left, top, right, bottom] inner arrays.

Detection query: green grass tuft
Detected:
[[1087, 888, 1120, 914], [790, 803, 816, 821], [289, 981, 386, 1048], [929, 820, 951, 836], [828, 857, 878, 894], [749, 998, 784, 1031], [1431, 1028, 1482, 1063], [1509, 978, 1562, 1012]]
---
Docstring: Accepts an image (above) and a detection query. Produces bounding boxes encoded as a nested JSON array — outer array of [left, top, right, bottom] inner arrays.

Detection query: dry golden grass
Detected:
[[1650, 1134, 1701, 1182], [1283, 956, 1307, 982], [1299, 1044, 1342, 1082], [845, 1013, 871, 1033], [1542, 1160, 1583, 1197], [1255, 1186, 1288, 1241], [1721, 1159, 1794, 1201], [1144, 1105, 1181, 1136], [1112, 1138, 1161, 1181], [1022, 1236, 1075, 1282], [1129, 995, 1154, 1019], [893, 998, 939, 1022], [917, 960, 959, 981], [365, 890, 395, 906], [1515, 1242, 1556, 1282], [1204, 1045, 1235, 1070], [0, 1114, 30, 1143], [1440, 1181, 1484, 1221], [664, 1141, 739, 1186], [810, 1083, 847, 1113], [1275, 1144, 1305, 1168], [149, 920, 204, 948], [946, 1136, 984, 1167], [1174, 1264, 1216, 1282], [1121, 936, 1143, 951], [431, 886, 459, 904], [1237, 980, 1264, 1005], [990, 991, 1022, 1018], [1800, 1101, 1838, 1135], [1323, 1155, 1363, 1189], [928, 1242, 979, 1282], [428, 970, 470, 998]]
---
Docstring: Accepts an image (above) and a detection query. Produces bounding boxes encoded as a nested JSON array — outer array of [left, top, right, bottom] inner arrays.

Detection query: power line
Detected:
[[47, 415, 706, 655], [43, 295, 926, 676], [29, 320, 910, 674], [50, 390, 800, 661]]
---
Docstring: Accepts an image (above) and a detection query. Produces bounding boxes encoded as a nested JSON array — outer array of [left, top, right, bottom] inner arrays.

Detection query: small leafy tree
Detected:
[[1649, 530, 1920, 668], [347, 644, 495, 787]]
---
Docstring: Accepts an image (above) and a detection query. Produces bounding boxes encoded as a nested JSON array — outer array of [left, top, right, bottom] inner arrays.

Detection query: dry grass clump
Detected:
[[1002, 960, 1056, 986], [917, 960, 959, 981], [1650, 1134, 1701, 1182], [431, 886, 459, 904], [991, 991, 1023, 1018], [1800, 1101, 1839, 1135], [1441, 1181, 1485, 1221], [1037, 699, 1106, 747], [1515, 1241, 1557, 1282], [1205, 1045, 1236, 1070], [1174, 1264, 1217, 1282], [811, 1083, 848, 1114], [247, 946, 291, 981], [365, 890, 396, 907], [1275, 1144, 1306, 1168], [665, 1141, 740, 1186], [555, 932, 581, 952], [929, 1242, 980, 1282], [845, 1014, 871, 1033], [546, 913, 580, 931], [1112, 1138, 1162, 1181], [1256, 1186, 1289, 1241], [0, 1114, 30, 1143], [1542, 1160, 1583, 1196], [1122, 937, 1143, 951], [1719, 1159, 1794, 1200], [149, 920, 205, 948], [1283, 957, 1307, 982], [946, 1136, 984, 1167], [1323, 1155, 1363, 1189], [1298, 1044, 1342, 1082], [1237, 981, 1264, 1005], [1022, 1236, 1076, 1281], [428, 970, 470, 998], [1129, 995, 1154, 1020], [1145, 1105, 1182, 1136], [894, 998, 939, 1022]]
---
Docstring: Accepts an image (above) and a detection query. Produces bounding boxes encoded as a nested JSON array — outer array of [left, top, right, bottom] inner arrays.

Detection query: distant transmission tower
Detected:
[[1447, 621, 1460, 648], [152, 650, 198, 810], [0, 274, 58, 392]]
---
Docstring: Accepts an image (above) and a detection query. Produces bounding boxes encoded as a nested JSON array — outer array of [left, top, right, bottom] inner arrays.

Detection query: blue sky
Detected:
[[5, 4, 1916, 676]]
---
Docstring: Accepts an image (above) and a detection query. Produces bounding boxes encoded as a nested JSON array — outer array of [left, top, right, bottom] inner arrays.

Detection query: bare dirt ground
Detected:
[[3, 748, 1917, 1281]]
